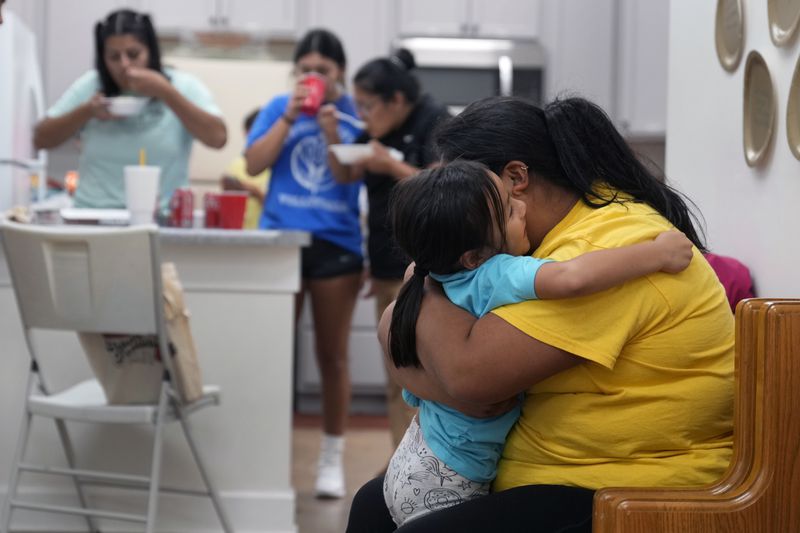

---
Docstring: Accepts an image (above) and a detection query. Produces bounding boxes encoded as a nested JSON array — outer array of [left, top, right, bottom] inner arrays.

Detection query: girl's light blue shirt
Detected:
[[47, 68, 221, 211]]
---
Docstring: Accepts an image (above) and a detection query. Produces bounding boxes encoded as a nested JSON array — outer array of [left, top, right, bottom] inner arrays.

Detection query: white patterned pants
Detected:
[[383, 416, 491, 526]]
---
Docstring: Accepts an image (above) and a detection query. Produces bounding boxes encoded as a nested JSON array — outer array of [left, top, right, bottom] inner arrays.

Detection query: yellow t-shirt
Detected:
[[493, 191, 734, 491], [224, 156, 270, 230]]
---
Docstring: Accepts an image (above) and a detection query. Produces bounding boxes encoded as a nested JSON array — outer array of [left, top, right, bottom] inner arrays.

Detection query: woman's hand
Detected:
[[122, 67, 172, 99], [285, 79, 309, 122], [654, 230, 694, 273], [87, 92, 114, 121], [318, 104, 339, 143], [360, 140, 398, 175]]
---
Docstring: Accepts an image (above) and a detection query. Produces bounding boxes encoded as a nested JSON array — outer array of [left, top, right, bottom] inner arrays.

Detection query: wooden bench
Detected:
[[593, 299, 800, 532]]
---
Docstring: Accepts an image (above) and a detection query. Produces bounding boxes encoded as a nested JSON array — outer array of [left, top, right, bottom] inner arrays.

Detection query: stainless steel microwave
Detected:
[[393, 37, 545, 115]]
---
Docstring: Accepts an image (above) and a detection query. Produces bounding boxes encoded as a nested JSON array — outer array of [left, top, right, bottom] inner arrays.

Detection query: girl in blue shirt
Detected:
[[244, 29, 363, 500]]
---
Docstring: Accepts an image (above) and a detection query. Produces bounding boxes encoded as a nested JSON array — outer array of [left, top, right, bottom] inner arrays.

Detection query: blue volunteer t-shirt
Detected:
[[246, 94, 363, 256], [406, 254, 551, 482]]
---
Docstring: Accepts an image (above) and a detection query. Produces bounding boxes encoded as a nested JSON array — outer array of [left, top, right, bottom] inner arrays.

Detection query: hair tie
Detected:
[[414, 265, 429, 278], [389, 55, 406, 70]]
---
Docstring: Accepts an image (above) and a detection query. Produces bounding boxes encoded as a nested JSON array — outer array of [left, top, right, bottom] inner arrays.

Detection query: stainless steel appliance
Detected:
[[394, 37, 545, 115]]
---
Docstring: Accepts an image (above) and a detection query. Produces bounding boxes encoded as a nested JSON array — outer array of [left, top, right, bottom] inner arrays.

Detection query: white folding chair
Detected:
[[0, 221, 233, 533]]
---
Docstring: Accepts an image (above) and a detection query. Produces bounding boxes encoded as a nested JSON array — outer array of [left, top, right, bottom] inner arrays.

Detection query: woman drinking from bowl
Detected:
[[328, 48, 450, 461], [244, 28, 363, 499], [34, 9, 226, 213]]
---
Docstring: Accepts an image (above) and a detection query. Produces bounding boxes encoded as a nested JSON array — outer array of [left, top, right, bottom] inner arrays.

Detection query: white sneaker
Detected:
[[315, 434, 345, 499]]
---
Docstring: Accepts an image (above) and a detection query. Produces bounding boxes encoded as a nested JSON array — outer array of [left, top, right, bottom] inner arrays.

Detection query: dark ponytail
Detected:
[[434, 96, 707, 251], [353, 48, 420, 104], [542, 97, 707, 251], [389, 268, 428, 368], [94, 9, 163, 96], [388, 161, 505, 368]]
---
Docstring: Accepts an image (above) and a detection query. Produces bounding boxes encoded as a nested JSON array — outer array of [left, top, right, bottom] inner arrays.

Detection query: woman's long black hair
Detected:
[[353, 48, 420, 104], [94, 9, 163, 97], [434, 96, 707, 251], [388, 160, 506, 368]]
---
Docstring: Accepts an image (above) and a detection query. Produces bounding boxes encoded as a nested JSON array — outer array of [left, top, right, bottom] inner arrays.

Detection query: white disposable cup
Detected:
[[124, 165, 161, 224]]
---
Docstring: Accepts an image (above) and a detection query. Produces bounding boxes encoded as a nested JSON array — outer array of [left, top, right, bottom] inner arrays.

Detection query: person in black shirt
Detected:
[[329, 48, 450, 452]]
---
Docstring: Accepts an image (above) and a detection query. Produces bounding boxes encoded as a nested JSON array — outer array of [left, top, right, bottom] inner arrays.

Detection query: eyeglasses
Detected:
[[355, 98, 381, 116]]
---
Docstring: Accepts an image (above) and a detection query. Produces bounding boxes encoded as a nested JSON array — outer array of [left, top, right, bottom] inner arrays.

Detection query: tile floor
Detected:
[[292, 414, 393, 533]]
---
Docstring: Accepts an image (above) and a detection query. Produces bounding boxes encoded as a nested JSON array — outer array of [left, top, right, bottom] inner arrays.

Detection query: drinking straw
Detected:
[[139, 148, 146, 166]]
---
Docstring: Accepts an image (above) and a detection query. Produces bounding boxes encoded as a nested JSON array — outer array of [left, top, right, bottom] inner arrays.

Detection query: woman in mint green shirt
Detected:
[[34, 9, 226, 212]]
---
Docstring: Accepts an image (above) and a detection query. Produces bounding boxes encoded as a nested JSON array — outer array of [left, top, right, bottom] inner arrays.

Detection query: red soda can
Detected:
[[169, 187, 194, 228], [203, 192, 221, 228]]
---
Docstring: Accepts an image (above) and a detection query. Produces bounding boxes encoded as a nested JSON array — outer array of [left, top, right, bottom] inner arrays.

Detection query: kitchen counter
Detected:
[[0, 226, 308, 532]]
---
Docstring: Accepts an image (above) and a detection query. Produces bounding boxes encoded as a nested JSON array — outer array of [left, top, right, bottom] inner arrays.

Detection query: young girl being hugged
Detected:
[[384, 160, 694, 526], [245, 29, 363, 499]]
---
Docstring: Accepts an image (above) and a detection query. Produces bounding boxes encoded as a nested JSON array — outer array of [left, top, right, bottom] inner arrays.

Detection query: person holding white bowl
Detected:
[[34, 9, 226, 213], [328, 48, 451, 460]]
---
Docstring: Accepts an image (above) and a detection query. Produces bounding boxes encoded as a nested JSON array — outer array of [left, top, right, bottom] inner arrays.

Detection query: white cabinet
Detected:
[[142, 0, 299, 36], [296, 297, 388, 397], [539, 0, 616, 114], [397, 0, 541, 39], [304, 0, 394, 76], [539, 0, 669, 139], [616, 0, 669, 139]]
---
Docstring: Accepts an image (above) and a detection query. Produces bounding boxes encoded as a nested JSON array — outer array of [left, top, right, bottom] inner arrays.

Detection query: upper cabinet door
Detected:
[[397, 0, 471, 37], [142, 0, 216, 32], [470, 0, 542, 39], [224, 0, 298, 36], [616, 0, 669, 138]]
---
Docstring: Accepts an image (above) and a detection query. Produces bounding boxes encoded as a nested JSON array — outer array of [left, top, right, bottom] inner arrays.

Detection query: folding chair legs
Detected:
[[178, 410, 234, 533], [145, 385, 168, 533], [1, 409, 31, 533], [54, 418, 100, 533]]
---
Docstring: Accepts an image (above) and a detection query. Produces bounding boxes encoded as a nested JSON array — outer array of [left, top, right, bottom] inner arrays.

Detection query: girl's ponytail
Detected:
[[388, 268, 428, 368], [543, 97, 707, 251]]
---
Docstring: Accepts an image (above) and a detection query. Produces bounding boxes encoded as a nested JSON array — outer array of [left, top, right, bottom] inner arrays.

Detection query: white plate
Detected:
[[715, 0, 744, 72], [768, 0, 800, 46], [60, 208, 130, 225], [742, 51, 776, 167], [787, 54, 800, 160], [328, 144, 404, 165], [106, 96, 148, 117]]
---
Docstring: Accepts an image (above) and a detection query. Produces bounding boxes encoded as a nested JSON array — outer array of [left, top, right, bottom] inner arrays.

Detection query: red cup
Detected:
[[203, 192, 221, 228], [300, 74, 326, 115], [218, 192, 248, 229]]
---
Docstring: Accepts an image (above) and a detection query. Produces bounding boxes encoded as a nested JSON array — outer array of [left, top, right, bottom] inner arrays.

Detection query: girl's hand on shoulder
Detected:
[[123, 67, 171, 99], [654, 230, 694, 273], [87, 92, 114, 121], [317, 104, 339, 141]]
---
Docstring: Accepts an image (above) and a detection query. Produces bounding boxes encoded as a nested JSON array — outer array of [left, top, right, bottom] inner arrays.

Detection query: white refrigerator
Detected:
[[0, 10, 47, 211]]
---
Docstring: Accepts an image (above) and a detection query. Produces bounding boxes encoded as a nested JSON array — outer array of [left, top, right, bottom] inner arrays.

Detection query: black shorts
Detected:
[[302, 236, 363, 280]]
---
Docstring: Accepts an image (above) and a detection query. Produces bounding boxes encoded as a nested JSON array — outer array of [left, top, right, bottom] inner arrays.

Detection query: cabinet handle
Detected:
[[472, 23, 479, 36], [460, 22, 469, 35]]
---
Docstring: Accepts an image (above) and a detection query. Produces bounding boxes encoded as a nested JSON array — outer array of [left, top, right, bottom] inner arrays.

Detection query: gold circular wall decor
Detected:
[[742, 51, 776, 167], [716, 0, 745, 71], [768, 0, 800, 46], [787, 54, 800, 160]]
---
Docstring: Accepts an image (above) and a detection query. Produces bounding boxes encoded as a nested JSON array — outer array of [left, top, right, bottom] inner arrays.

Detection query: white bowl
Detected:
[[106, 96, 148, 117], [328, 144, 404, 165]]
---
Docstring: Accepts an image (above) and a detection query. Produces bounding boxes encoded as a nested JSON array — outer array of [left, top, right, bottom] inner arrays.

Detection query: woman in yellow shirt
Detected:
[[346, 97, 733, 532]]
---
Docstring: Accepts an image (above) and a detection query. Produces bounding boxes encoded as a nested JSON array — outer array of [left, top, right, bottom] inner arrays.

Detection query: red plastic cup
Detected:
[[203, 192, 221, 228], [218, 192, 248, 229], [300, 74, 327, 115]]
